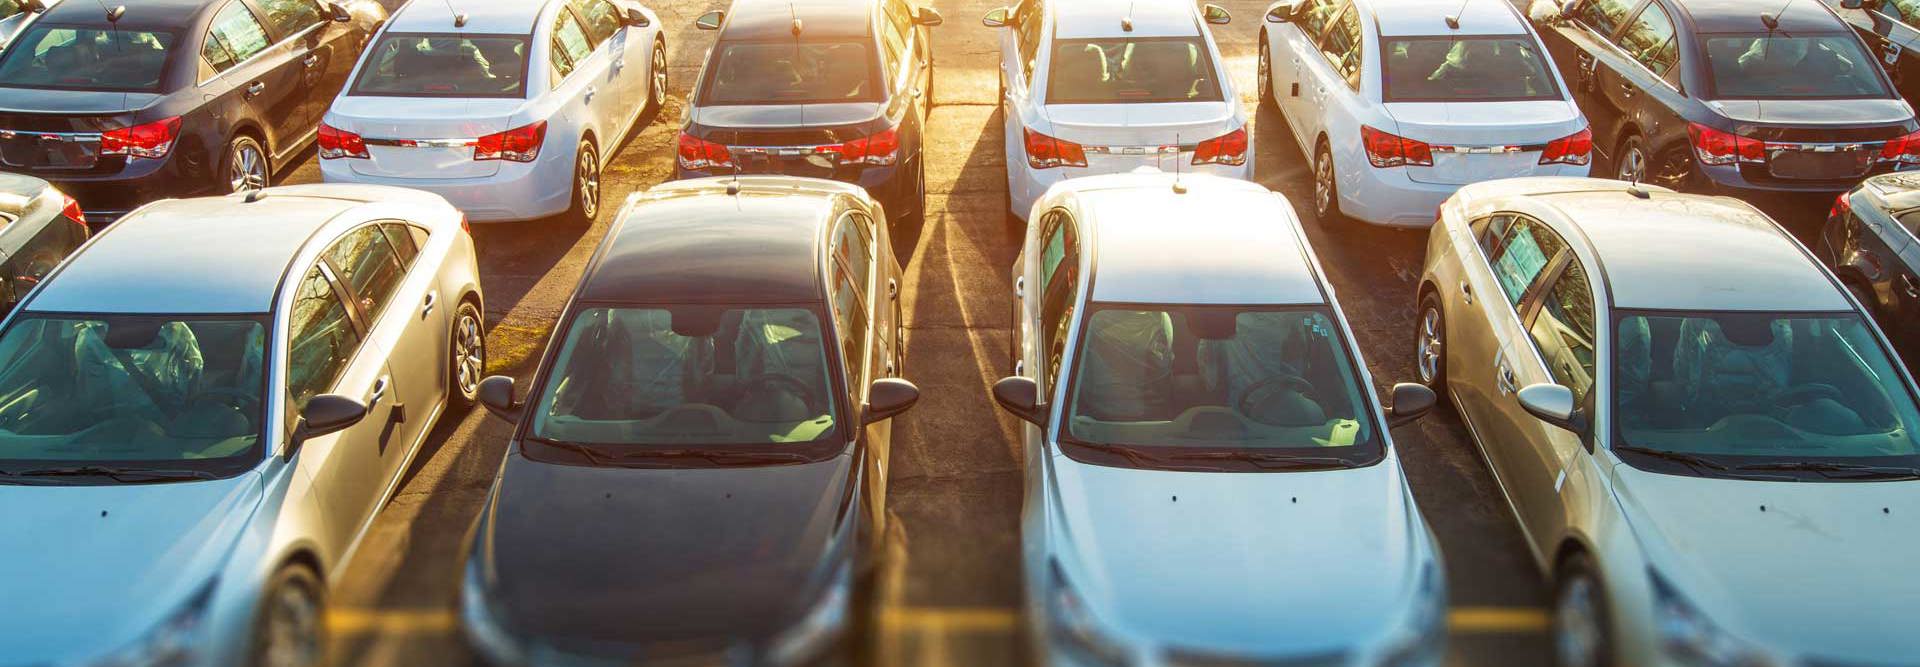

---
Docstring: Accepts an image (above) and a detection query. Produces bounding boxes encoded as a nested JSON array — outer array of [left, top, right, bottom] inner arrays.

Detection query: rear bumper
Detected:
[[320, 157, 571, 222], [1696, 162, 1915, 196], [31, 155, 206, 226], [1343, 163, 1590, 228]]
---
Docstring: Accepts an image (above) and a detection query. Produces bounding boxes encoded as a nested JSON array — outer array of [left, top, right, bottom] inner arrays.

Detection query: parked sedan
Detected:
[[1262, 0, 1591, 227], [991, 172, 1444, 666], [1824, 0, 1920, 101], [0, 0, 386, 225], [0, 184, 483, 667], [986, 0, 1249, 222], [320, 0, 665, 224], [0, 172, 87, 312], [1417, 177, 1920, 667], [460, 177, 917, 666], [676, 0, 941, 228], [1820, 171, 1920, 368], [0, 0, 57, 50], [1527, 0, 1920, 195]]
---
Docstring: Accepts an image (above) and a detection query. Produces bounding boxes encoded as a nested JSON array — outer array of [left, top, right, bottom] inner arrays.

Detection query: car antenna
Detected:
[[1172, 133, 1187, 195], [443, 0, 465, 28], [790, 2, 802, 36], [1625, 170, 1649, 199], [1123, 1, 1135, 32], [1446, 0, 1467, 30]]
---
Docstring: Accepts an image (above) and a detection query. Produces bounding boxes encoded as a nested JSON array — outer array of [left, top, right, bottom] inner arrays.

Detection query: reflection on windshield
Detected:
[[1615, 311, 1920, 462], [0, 27, 172, 91], [702, 41, 876, 105], [1704, 35, 1888, 99], [352, 34, 530, 97], [530, 307, 839, 446], [1383, 37, 1559, 102], [1046, 37, 1223, 104], [1062, 307, 1375, 456], [0, 316, 266, 469]]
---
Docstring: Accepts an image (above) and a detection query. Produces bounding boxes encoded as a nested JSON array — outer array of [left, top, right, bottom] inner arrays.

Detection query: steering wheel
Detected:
[[732, 374, 822, 416], [1771, 383, 1844, 409], [1235, 375, 1319, 420]]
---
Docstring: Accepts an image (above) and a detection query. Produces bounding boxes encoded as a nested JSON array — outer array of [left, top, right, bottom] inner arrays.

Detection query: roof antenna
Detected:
[[1444, 0, 1468, 29], [1122, 1, 1135, 32], [91, 0, 122, 23], [1625, 169, 1649, 198], [1172, 133, 1187, 195], [790, 2, 802, 36], [442, 0, 465, 28]]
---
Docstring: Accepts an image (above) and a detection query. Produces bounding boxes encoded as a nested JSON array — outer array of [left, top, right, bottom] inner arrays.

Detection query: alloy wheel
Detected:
[[577, 146, 601, 220], [230, 141, 268, 193], [1258, 45, 1271, 101], [1616, 143, 1646, 184], [1417, 307, 1443, 385], [259, 581, 321, 667], [1314, 151, 1335, 218], [651, 42, 668, 107], [453, 309, 485, 399], [1554, 576, 1604, 667]]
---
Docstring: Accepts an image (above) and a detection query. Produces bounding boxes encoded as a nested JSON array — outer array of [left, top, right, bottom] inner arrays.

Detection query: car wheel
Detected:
[[649, 38, 668, 111], [1313, 142, 1347, 226], [1417, 292, 1448, 398], [249, 564, 325, 667], [1257, 36, 1275, 109], [224, 135, 270, 194], [564, 141, 600, 226], [1553, 554, 1614, 667], [449, 300, 485, 410], [898, 154, 927, 229], [1614, 134, 1648, 184]]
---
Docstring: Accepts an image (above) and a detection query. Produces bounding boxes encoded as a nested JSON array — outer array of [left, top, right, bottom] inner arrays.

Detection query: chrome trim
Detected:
[[197, 20, 325, 87], [0, 129, 104, 141], [362, 137, 475, 148], [1084, 144, 1193, 156]]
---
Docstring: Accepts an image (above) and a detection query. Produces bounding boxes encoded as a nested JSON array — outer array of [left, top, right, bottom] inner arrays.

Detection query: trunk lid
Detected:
[[0, 89, 155, 173], [690, 102, 886, 180], [1042, 102, 1240, 174], [1385, 100, 1586, 186], [325, 97, 526, 180], [1707, 98, 1917, 183]]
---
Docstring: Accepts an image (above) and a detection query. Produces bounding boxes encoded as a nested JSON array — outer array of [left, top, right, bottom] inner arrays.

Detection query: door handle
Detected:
[[245, 81, 266, 99], [369, 376, 390, 405], [912, 88, 923, 99], [1460, 281, 1475, 304], [303, 54, 320, 69], [422, 292, 438, 317], [888, 278, 899, 300], [1903, 274, 1920, 299], [1015, 276, 1025, 301], [1496, 361, 1518, 394], [585, 86, 597, 102]]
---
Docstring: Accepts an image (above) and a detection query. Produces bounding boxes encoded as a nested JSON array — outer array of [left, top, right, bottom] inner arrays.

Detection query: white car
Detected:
[[0, 0, 55, 50], [318, 0, 665, 224], [1418, 177, 1920, 667], [1259, 0, 1591, 227], [992, 172, 1445, 666], [984, 0, 1251, 222]]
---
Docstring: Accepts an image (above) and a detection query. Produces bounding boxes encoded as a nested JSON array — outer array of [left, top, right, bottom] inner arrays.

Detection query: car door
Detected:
[[570, 0, 642, 136], [885, 0, 932, 119], [1499, 252, 1599, 556], [547, 9, 601, 154], [1883, 211, 1920, 356], [247, 0, 332, 134], [1450, 215, 1523, 437], [283, 263, 397, 555], [320, 223, 442, 476], [1842, 0, 1920, 100], [1539, 0, 1644, 149], [553, 7, 618, 153], [1277, 0, 1342, 152], [1001, 0, 1045, 204], [829, 210, 889, 536], [1600, 1, 1686, 153], [203, 0, 305, 157], [1460, 216, 1571, 510]]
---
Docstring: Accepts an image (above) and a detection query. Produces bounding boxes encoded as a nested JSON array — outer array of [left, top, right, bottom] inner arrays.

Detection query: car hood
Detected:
[[475, 450, 857, 648], [1707, 98, 1914, 128], [1611, 463, 1920, 662], [1047, 453, 1428, 655], [692, 102, 884, 130], [0, 473, 262, 661]]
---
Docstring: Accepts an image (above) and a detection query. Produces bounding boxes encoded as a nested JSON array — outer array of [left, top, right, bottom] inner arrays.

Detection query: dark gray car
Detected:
[[0, 172, 88, 312]]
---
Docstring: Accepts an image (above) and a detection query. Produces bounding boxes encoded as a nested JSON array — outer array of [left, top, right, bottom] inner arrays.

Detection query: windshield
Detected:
[[1383, 36, 1561, 102], [1703, 34, 1889, 99], [350, 33, 530, 98], [0, 26, 173, 91], [1046, 37, 1223, 104], [1614, 311, 1920, 476], [1060, 306, 1379, 469], [528, 306, 840, 448], [0, 316, 267, 478], [700, 40, 878, 105]]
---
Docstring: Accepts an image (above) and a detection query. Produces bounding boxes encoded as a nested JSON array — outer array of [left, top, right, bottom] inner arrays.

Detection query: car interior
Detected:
[[0, 317, 265, 462], [1064, 308, 1371, 450], [356, 36, 528, 96], [705, 41, 873, 104], [533, 307, 840, 446], [1704, 35, 1885, 99], [1384, 37, 1557, 101], [0, 28, 171, 91], [1046, 38, 1221, 104]]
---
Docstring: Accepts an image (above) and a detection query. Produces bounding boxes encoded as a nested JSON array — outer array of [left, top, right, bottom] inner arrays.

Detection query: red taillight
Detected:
[[820, 126, 901, 166], [1879, 130, 1920, 165], [317, 123, 368, 160], [1688, 123, 1764, 166], [677, 131, 735, 171], [460, 214, 471, 233], [1193, 128, 1248, 166], [1024, 128, 1088, 169], [57, 191, 84, 226], [1539, 127, 1593, 166], [1360, 125, 1432, 168], [100, 116, 181, 159], [472, 121, 546, 162], [1832, 192, 1854, 220]]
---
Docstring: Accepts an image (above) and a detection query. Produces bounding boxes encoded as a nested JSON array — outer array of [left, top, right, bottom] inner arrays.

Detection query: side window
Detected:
[[380, 223, 419, 267], [323, 226, 408, 320], [1488, 217, 1568, 307], [878, 10, 909, 80], [834, 213, 876, 297], [1037, 211, 1080, 387], [1478, 214, 1516, 256], [205, 1, 272, 75], [551, 12, 592, 81], [1616, 2, 1679, 77], [1298, 0, 1339, 41], [253, 0, 324, 38], [1318, 4, 1363, 88], [569, 0, 622, 46], [1012, 0, 1044, 83], [1572, 0, 1639, 37], [830, 213, 876, 383], [1527, 260, 1598, 401], [286, 267, 361, 409], [1889, 0, 1920, 25]]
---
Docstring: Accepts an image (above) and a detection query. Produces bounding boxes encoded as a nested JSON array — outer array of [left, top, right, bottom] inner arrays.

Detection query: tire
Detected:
[[1553, 554, 1615, 667], [249, 564, 326, 667], [896, 154, 927, 229], [1616, 134, 1693, 190], [1614, 134, 1648, 185], [648, 38, 668, 111], [1416, 292, 1448, 401], [1257, 35, 1276, 110], [223, 135, 270, 194], [1313, 141, 1348, 226], [449, 299, 485, 411], [563, 140, 601, 226]]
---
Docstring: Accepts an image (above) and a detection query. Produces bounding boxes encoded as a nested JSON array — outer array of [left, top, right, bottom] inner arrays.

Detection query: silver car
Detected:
[[0, 185, 484, 667], [1416, 177, 1920, 667]]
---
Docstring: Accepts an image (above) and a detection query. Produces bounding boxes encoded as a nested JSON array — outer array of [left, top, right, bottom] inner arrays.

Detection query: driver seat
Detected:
[[1672, 318, 1793, 423], [71, 322, 204, 420], [1074, 311, 1174, 422]]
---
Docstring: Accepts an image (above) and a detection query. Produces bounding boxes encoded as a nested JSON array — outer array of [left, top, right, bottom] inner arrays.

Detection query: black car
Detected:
[[1821, 172, 1920, 364], [1825, 0, 1920, 101], [1530, 0, 1920, 195], [676, 0, 942, 227], [0, 172, 87, 311], [459, 176, 918, 666], [0, 0, 384, 224]]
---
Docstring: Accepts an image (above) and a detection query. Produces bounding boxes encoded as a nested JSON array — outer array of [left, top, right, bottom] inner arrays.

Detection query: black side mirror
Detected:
[[1385, 383, 1436, 427], [863, 378, 921, 424], [1517, 383, 1582, 434], [478, 375, 522, 423], [624, 7, 650, 28], [288, 394, 368, 457], [982, 7, 1010, 28], [1202, 4, 1232, 25], [914, 6, 944, 26], [991, 376, 1047, 427], [694, 10, 725, 30], [325, 1, 351, 22]]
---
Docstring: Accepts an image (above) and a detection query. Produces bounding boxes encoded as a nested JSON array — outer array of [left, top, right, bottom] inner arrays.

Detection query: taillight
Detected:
[[1360, 125, 1432, 168], [1688, 123, 1764, 166], [472, 121, 546, 162], [1024, 128, 1088, 169], [821, 126, 900, 166], [317, 123, 368, 160], [1193, 128, 1248, 166], [57, 191, 84, 226], [1878, 130, 1920, 165], [1539, 128, 1593, 166], [1831, 192, 1854, 220], [460, 214, 471, 234], [100, 116, 181, 159], [677, 131, 735, 171]]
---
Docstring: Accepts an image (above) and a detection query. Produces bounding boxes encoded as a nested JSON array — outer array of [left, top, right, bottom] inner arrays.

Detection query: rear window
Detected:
[[0, 26, 173, 91], [1704, 34, 1889, 99], [1383, 37, 1561, 102], [700, 40, 879, 105], [1046, 37, 1223, 104], [350, 33, 530, 97]]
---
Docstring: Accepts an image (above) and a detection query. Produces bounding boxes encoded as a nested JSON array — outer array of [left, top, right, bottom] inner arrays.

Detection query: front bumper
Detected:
[[676, 162, 914, 222], [1342, 163, 1590, 228], [1009, 158, 1252, 222], [320, 156, 572, 223]]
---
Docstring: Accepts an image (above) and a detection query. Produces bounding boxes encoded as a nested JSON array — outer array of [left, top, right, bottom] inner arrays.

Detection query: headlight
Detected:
[[1652, 571, 1781, 667], [766, 559, 853, 666], [1376, 565, 1447, 667], [89, 580, 215, 667], [1047, 564, 1133, 667], [460, 557, 527, 666]]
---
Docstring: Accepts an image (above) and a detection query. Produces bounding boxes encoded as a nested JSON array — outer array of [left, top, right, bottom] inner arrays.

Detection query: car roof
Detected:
[[1062, 174, 1326, 306], [37, 0, 216, 30], [1052, 0, 1201, 40], [721, 0, 874, 40], [1366, 0, 1529, 37], [580, 177, 857, 305], [1861, 172, 1920, 212], [393, 0, 550, 34], [1669, 0, 1845, 34], [0, 173, 48, 219]]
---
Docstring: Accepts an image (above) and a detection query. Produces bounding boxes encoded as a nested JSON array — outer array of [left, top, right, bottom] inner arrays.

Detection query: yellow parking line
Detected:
[[880, 606, 1019, 633], [329, 608, 456, 635], [1449, 607, 1551, 634]]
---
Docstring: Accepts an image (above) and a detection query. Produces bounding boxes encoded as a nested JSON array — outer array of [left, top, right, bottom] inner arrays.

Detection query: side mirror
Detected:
[[1264, 1, 1298, 23], [863, 378, 921, 424], [624, 7, 650, 28], [982, 7, 1010, 28], [1517, 383, 1581, 433], [1202, 4, 1232, 25], [478, 375, 522, 423], [992, 376, 1047, 427], [25, 0, 48, 13], [913, 6, 944, 26], [325, 1, 351, 22], [694, 10, 725, 30], [1526, 0, 1567, 24], [1384, 383, 1436, 427], [289, 394, 368, 456]]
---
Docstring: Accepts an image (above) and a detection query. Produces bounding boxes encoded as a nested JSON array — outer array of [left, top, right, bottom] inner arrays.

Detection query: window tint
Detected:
[[286, 268, 360, 409], [834, 214, 875, 298], [1703, 35, 1887, 99], [209, 1, 273, 67], [352, 34, 530, 97], [323, 226, 407, 320], [701, 41, 877, 104], [551, 12, 592, 80], [1047, 37, 1223, 104], [1039, 212, 1080, 387], [1616, 2, 1679, 77], [1013, 0, 1044, 83], [1319, 5, 1363, 87], [253, 0, 323, 37], [1572, 0, 1638, 37], [1488, 217, 1567, 306], [0, 27, 173, 91], [1383, 37, 1560, 102], [831, 266, 870, 380], [878, 13, 906, 79], [570, 0, 622, 46], [380, 223, 419, 266], [1889, 0, 1920, 24], [1528, 260, 1597, 401], [1297, 0, 1341, 41]]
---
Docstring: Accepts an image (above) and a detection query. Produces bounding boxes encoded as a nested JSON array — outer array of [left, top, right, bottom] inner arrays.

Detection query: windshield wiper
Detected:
[[611, 449, 816, 466], [524, 437, 610, 466], [1612, 445, 1732, 473], [1065, 442, 1178, 469], [1166, 451, 1364, 470], [1733, 461, 1920, 480], [17, 465, 219, 483]]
